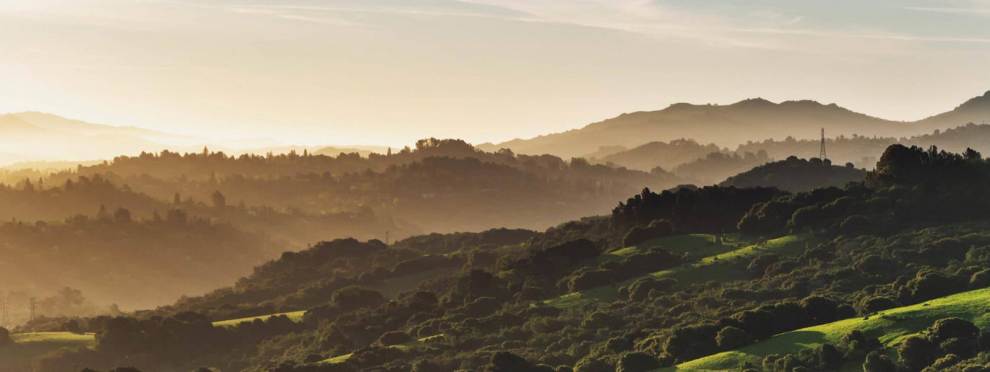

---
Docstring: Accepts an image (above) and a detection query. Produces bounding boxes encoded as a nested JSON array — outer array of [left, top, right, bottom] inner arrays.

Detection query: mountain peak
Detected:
[[954, 91, 990, 110], [731, 97, 775, 107]]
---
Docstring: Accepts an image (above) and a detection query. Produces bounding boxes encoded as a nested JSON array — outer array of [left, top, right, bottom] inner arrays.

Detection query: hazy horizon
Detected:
[[2, 0, 989, 148]]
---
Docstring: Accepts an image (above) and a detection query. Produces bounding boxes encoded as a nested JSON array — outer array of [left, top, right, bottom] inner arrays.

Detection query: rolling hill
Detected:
[[719, 156, 867, 192], [479, 91, 990, 159], [15, 144, 990, 372], [593, 139, 723, 171]]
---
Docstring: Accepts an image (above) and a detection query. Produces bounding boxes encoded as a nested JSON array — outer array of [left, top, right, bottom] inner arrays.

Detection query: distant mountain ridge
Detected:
[[479, 91, 990, 158], [0, 112, 191, 166], [0, 112, 390, 166]]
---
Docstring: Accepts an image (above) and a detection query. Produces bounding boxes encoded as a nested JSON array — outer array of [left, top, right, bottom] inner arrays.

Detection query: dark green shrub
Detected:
[[907, 270, 959, 302], [567, 269, 616, 292], [926, 353, 961, 371], [623, 219, 674, 247], [839, 215, 873, 236], [862, 351, 896, 372], [897, 336, 937, 371], [616, 351, 660, 372], [463, 297, 501, 317], [573, 357, 612, 372], [663, 324, 719, 362], [490, 351, 532, 372], [859, 296, 899, 314], [377, 331, 413, 346], [928, 318, 980, 344], [715, 326, 749, 350], [788, 205, 822, 230], [410, 360, 445, 372], [626, 277, 677, 301], [970, 269, 990, 289], [800, 296, 840, 324], [332, 286, 385, 310], [817, 344, 842, 370]]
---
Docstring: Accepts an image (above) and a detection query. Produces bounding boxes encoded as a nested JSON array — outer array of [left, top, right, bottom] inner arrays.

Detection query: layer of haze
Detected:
[[1, 0, 989, 148]]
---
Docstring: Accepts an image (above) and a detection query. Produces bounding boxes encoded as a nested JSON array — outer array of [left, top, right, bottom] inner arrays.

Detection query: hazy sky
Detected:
[[1, 0, 989, 147]]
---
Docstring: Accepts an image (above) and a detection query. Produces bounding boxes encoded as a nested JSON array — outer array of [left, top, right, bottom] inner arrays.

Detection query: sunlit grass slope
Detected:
[[318, 334, 447, 365], [11, 331, 96, 346], [547, 234, 807, 308], [0, 332, 97, 370], [666, 287, 990, 371], [211, 310, 307, 328], [648, 234, 808, 284]]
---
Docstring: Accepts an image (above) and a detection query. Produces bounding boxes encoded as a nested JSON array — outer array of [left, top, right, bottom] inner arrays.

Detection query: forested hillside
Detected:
[[592, 139, 722, 172], [0, 138, 680, 324], [15, 144, 990, 372], [19, 138, 678, 234], [0, 213, 274, 312]]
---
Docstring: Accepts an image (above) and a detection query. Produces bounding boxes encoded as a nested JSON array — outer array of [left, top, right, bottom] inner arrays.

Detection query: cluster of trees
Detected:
[[736, 144, 990, 238], [612, 186, 782, 234]]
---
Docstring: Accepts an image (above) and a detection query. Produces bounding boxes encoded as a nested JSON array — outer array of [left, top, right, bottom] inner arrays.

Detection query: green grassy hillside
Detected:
[[667, 287, 990, 371], [211, 310, 307, 328], [546, 234, 807, 308], [649, 234, 808, 284], [11, 332, 95, 346]]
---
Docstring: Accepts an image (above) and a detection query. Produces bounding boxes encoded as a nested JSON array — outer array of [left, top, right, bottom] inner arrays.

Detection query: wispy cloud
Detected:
[[904, 6, 990, 15], [464, 0, 990, 49]]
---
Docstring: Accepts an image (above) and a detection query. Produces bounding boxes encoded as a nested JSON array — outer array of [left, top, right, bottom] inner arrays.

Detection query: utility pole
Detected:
[[819, 128, 828, 163], [385, 230, 390, 245]]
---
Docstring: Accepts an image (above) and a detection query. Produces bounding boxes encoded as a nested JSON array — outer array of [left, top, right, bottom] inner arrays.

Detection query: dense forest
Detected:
[[5, 138, 678, 235], [9, 144, 990, 372], [0, 138, 682, 327]]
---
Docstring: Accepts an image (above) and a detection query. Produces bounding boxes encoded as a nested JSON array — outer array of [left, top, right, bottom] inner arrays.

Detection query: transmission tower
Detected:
[[819, 128, 828, 163]]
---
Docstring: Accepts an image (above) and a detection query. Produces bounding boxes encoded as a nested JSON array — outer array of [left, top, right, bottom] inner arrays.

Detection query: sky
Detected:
[[1, 0, 989, 147]]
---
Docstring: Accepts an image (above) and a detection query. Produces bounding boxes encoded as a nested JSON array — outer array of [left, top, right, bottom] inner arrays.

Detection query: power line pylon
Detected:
[[819, 128, 828, 163]]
